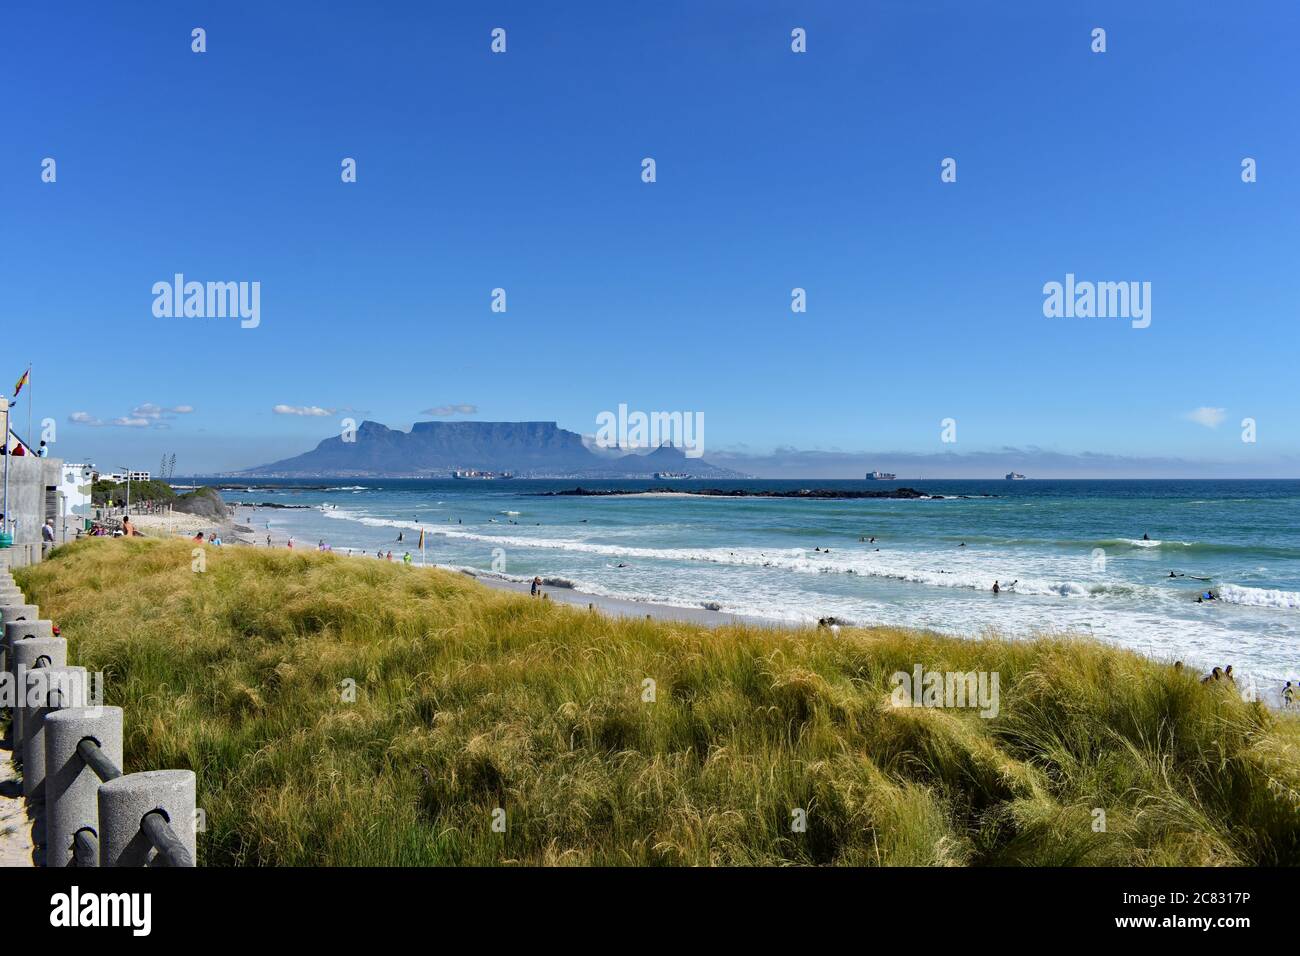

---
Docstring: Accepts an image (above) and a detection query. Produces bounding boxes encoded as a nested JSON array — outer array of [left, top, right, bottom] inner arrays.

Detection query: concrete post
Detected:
[[2, 619, 52, 683], [44, 707, 124, 867], [22, 665, 88, 799], [0, 604, 38, 625], [98, 770, 197, 867], [9, 636, 67, 752]]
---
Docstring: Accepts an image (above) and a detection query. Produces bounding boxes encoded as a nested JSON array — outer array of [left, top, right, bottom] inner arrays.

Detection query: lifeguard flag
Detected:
[[418, 528, 424, 549], [13, 367, 30, 397]]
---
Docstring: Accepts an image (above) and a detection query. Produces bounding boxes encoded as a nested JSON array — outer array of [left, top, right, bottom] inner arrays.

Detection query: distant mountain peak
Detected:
[[242, 420, 745, 479]]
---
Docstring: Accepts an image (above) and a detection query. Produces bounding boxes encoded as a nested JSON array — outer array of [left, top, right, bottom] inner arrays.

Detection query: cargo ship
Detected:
[[1005, 472, 1027, 480], [653, 472, 691, 480], [865, 470, 897, 481]]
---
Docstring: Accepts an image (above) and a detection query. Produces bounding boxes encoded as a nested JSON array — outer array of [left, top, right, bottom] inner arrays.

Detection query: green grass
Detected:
[[15, 538, 1300, 866]]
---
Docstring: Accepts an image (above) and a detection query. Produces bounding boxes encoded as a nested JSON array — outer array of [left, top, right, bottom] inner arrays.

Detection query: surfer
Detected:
[[992, 581, 1000, 594]]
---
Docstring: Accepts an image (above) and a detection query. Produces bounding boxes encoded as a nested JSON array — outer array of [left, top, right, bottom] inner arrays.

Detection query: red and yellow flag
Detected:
[[13, 367, 30, 397], [417, 528, 425, 549]]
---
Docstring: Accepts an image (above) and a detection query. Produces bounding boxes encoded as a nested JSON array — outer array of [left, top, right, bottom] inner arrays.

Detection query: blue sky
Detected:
[[2, 0, 1297, 476]]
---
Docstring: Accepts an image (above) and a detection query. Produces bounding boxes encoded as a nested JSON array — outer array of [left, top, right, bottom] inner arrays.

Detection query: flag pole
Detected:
[[26, 362, 32, 452], [1, 397, 9, 539]]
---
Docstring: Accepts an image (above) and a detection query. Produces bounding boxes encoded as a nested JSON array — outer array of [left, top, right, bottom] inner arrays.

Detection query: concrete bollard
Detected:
[[22, 666, 89, 799], [0, 604, 38, 626], [44, 707, 124, 867], [2, 619, 52, 684], [98, 770, 197, 867], [9, 637, 68, 752]]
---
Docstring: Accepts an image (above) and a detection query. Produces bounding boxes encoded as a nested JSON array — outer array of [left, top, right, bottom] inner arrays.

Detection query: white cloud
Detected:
[[111, 417, 151, 428], [1185, 407, 1227, 429], [274, 404, 335, 417], [421, 404, 477, 416], [69, 411, 103, 426], [129, 403, 195, 421]]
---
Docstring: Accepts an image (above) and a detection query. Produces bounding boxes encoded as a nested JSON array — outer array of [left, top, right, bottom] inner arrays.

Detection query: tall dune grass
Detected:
[[15, 538, 1300, 866]]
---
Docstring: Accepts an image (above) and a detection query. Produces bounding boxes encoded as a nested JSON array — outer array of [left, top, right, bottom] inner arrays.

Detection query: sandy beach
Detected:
[[0, 732, 35, 868], [129, 512, 231, 537], [224, 504, 768, 627]]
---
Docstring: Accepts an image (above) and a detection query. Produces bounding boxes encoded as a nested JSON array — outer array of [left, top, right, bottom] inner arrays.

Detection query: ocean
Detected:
[[213, 478, 1300, 701]]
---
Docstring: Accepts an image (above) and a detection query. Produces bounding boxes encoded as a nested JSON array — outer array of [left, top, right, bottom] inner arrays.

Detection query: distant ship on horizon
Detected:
[[1005, 472, 1027, 480], [653, 471, 691, 480], [451, 469, 514, 480], [865, 470, 897, 481]]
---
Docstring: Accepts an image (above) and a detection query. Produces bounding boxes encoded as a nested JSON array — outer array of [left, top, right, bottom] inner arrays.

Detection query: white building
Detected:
[[100, 470, 150, 483]]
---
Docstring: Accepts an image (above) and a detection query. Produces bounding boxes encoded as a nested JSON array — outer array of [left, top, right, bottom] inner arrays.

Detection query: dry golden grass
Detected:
[[15, 537, 1300, 866]]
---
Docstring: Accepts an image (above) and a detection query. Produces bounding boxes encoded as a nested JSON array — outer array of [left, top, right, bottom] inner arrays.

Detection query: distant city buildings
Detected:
[[99, 470, 151, 483]]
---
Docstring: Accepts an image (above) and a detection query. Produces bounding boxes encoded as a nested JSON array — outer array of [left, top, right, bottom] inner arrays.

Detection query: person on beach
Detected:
[[531, 576, 541, 597], [287, 537, 294, 549], [1202, 667, 1223, 685], [266, 534, 272, 547], [402, 552, 412, 565], [1223, 665, 1236, 685], [1284, 682, 1295, 708], [121, 515, 138, 536]]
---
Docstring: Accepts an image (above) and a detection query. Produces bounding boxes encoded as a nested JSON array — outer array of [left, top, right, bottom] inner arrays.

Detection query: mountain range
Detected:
[[240, 421, 747, 479]]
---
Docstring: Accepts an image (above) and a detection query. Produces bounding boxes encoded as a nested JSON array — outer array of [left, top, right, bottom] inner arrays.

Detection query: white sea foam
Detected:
[[1218, 583, 1300, 610], [318, 507, 1143, 601]]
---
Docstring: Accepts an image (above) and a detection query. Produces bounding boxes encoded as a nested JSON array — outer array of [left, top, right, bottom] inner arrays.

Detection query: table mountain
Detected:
[[241, 421, 745, 478]]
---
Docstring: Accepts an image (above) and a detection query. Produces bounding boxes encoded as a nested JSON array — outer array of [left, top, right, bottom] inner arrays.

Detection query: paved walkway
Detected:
[[0, 729, 37, 867]]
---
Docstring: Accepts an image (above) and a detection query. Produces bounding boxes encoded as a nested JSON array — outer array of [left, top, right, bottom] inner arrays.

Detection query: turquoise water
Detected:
[[216, 478, 1300, 701]]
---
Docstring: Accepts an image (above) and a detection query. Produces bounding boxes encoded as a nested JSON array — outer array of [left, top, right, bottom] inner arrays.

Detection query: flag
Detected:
[[13, 367, 30, 397], [417, 528, 424, 549]]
